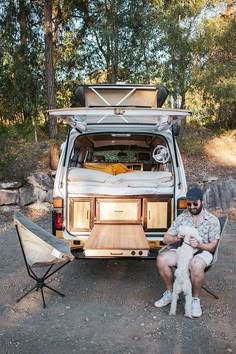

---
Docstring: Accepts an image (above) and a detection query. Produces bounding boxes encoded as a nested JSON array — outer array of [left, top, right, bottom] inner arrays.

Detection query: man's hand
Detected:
[[176, 232, 185, 241], [189, 236, 199, 249]]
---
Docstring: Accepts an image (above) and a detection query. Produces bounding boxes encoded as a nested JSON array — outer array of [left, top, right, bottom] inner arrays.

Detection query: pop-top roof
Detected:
[[74, 84, 169, 108]]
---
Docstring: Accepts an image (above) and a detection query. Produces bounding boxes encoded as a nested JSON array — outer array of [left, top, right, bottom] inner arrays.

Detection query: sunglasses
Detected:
[[187, 201, 199, 207]]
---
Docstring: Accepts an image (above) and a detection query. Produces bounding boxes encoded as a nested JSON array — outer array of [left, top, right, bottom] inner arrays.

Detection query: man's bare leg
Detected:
[[189, 257, 206, 297], [156, 251, 177, 291]]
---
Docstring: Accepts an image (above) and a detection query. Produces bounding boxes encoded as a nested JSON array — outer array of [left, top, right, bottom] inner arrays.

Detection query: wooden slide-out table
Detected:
[[84, 224, 149, 257]]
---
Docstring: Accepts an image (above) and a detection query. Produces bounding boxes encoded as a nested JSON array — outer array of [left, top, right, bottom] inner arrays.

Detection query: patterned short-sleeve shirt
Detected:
[[168, 209, 220, 243]]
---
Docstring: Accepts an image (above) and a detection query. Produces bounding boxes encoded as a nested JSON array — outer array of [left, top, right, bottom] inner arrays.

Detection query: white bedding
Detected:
[[67, 183, 174, 195], [67, 168, 174, 195], [68, 168, 172, 183]]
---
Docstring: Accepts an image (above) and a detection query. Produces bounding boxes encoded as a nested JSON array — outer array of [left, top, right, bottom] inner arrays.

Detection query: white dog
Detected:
[[169, 225, 202, 318]]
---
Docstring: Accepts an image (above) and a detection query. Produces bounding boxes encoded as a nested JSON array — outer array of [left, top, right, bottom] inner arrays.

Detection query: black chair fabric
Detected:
[[202, 215, 228, 299]]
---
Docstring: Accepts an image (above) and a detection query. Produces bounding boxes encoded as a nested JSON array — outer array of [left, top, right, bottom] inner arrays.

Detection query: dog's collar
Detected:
[[183, 241, 192, 247]]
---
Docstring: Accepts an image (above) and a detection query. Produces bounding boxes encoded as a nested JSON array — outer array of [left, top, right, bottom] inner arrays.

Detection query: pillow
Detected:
[[119, 171, 172, 182], [83, 162, 132, 175], [83, 163, 114, 175], [68, 168, 110, 183], [128, 177, 172, 187]]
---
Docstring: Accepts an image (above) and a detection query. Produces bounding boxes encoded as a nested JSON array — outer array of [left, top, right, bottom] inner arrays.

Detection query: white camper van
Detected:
[[49, 84, 190, 258]]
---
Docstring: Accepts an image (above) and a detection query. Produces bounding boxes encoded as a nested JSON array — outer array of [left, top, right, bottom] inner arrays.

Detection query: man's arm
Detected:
[[162, 212, 185, 245], [190, 238, 218, 253], [163, 232, 183, 245]]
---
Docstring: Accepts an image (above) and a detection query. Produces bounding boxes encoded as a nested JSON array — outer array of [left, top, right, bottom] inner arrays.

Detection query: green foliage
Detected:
[[190, 3, 236, 129], [177, 124, 208, 156], [0, 0, 235, 133], [0, 0, 46, 125], [0, 123, 24, 181]]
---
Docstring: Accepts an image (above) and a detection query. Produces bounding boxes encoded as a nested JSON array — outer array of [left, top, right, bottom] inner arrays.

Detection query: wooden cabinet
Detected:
[[143, 197, 172, 231], [67, 196, 172, 233], [96, 198, 141, 224], [68, 198, 95, 232]]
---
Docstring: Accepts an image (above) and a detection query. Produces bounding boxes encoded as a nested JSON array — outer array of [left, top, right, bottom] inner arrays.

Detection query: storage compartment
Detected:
[[67, 195, 173, 235], [68, 198, 95, 232], [96, 198, 141, 224], [143, 197, 172, 231]]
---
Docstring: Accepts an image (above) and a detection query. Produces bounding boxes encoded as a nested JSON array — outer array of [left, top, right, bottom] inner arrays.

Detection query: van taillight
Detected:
[[177, 198, 187, 215], [53, 197, 63, 208], [55, 212, 62, 229], [178, 199, 187, 209]]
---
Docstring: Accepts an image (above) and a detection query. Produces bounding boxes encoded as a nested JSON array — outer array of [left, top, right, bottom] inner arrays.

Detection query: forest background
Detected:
[[0, 0, 235, 178]]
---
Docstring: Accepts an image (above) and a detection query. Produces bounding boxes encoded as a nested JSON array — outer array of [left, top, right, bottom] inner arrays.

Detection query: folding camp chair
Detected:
[[202, 215, 228, 299], [14, 212, 74, 308]]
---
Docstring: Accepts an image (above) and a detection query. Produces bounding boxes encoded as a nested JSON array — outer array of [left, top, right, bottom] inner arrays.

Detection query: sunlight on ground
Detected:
[[204, 132, 236, 167]]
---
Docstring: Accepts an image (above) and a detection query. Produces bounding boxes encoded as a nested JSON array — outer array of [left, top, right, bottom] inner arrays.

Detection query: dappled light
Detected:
[[204, 132, 236, 167]]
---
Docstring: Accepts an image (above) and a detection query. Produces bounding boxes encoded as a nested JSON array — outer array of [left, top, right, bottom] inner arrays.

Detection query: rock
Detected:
[[27, 172, 53, 191], [0, 189, 19, 205], [45, 189, 53, 203], [203, 177, 236, 211], [202, 176, 218, 183], [19, 184, 38, 206], [0, 214, 8, 222], [0, 205, 20, 213], [0, 182, 23, 190], [33, 187, 48, 202], [26, 202, 52, 211]]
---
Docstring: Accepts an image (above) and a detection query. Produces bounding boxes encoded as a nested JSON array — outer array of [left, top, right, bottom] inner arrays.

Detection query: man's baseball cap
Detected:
[[186, 187, 204, 201]]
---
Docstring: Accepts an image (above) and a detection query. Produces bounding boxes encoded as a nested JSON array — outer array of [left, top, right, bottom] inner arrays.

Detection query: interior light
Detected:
[[111, 134, 131, 137]]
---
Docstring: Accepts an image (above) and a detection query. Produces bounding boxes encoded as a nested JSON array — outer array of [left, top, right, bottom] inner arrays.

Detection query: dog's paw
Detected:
[[169, 310, 176, 316], [184, 313, 192, 319]]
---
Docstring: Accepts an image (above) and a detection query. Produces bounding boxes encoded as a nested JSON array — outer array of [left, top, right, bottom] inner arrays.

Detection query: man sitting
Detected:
[[154, 187, 220, 318]]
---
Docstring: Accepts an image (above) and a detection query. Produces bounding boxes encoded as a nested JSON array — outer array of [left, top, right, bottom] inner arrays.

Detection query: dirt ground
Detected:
[[0, 210, 235, 354]]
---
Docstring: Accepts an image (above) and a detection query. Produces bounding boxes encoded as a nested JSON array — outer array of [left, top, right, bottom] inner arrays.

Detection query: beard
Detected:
[[188, 201, 203, 215]]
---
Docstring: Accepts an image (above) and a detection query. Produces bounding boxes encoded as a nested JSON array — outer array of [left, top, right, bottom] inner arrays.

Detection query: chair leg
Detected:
[[16, 284, 38, 303], [40, 287, 47, 308], [202, 284, 219, 299], [17, 280, 65, 308], [16, 261, 71, 308], [44, 283, 65, 297]]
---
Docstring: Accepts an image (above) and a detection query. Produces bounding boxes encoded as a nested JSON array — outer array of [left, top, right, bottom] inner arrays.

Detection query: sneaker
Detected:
[[191, 297, 202, 318], [154, 290, 172, 308]]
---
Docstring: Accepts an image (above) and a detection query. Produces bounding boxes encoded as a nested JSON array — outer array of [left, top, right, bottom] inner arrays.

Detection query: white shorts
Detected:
[[194, 251, 213, 267], [169, 249, 213, 267]]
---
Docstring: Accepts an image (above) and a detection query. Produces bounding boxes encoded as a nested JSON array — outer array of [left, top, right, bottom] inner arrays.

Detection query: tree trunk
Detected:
[[44, 0, 58, 169], [180, 92, 186, 109], [19, 0, 27, 59], [49, 144, 59, 170], [44, 0, 57, 138]]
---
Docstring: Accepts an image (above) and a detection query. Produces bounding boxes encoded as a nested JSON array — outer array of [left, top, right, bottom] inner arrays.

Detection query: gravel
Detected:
[[0, 210, 236, 354]]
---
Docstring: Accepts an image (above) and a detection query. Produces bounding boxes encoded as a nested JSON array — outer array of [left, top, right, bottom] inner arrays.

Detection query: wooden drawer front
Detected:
[[68, 198, 94, 232], [97, 199, 141, 223], [147, 202, 167, 229], [143, 198, 172, 231]]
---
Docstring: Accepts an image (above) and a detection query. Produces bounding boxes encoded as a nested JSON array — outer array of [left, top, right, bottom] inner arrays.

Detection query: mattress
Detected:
[[67, 167, 174, 195]]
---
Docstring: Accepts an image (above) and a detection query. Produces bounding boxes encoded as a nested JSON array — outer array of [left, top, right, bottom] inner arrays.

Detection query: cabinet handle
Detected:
[[148, 211, 150, 219], [114, 210, 123, 213], [87, 210, 89, 219]]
